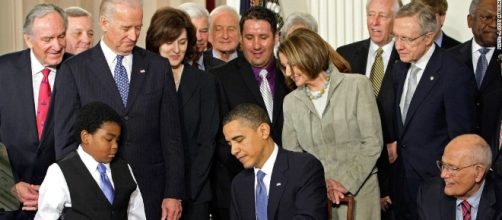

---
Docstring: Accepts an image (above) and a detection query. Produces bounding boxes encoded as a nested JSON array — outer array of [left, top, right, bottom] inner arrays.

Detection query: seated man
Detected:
[[35, 102, 145, 219], [222, 103, 327, 220], [417, 134, 502, 220]]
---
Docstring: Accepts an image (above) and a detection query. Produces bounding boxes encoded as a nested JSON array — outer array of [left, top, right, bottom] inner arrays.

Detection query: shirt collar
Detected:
[[254, 144, 279, 177], [435, 31, 443, 47], [455, 180, 485, 209], [413, 44, 435, 70], [100, 38, 133, 68], [77, 145, 110, 173], [369, 39, 395, 56], [471, 38, 495, 54], [30, 50, 55, 75]]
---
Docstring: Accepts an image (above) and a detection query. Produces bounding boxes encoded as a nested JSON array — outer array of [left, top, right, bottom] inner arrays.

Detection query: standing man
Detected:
[[206, 6, 241, 63], [178, 2, 224, 70], [412, 0, 461, 48], [64, 6, 94, 55], [391, 3, 476, 219], [209, 6, 288, 220], [448, 0, 502, 156], [54, 0, 184, 219], [0, 3, 68, 220], [223, 104, 327, 220], [337, 0, 401, 216]]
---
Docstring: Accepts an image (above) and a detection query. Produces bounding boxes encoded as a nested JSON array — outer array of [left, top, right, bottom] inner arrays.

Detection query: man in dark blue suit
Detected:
[[390, 3, 477, 220], [53, 0, 184, 219], [222, 104, 327, 220], [0, 4, 69, 220], [417, 134, 502, 220]]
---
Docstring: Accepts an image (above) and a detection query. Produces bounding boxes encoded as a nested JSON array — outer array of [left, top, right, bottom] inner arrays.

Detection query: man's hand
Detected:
[[387, 141, 398, 164], [15, 182, 39, 211], [380, 196, 392, 211], [326, 179, 348, 205], [160, 198, 182, 220]]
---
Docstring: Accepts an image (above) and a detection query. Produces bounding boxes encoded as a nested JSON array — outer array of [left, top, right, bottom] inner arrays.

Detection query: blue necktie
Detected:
[[97, 163, 115, 204], [114, 55, 129, 106], [256, 170, 268, 220], [475, 48, 489, 88]]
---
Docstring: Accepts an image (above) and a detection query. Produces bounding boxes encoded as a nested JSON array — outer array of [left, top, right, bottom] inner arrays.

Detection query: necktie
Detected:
[[402, 65, 421, 121], [461, 200, 471, 220], [97, 163, 115, 204], [259, 69, 273, 121], [114, 55, 129, 106], [255, 170, 268, 220], [192, 61, 199, 70], [36, 68, 51, 140], [475, 48, 489, 88], [369, 48, 385, 96]]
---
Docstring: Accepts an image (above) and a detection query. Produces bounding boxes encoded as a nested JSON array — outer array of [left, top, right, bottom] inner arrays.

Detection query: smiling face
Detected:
[[100, 3, 143, 56], [209, 10, 240, 54], [81, 121, 120, 164], [278, 52, 311, 87], [66, 16, 93, 55], [468, 0, 497, 47], [367, 0, 395, 47], [223, 119, 271, 169], [159, 29, 188, 69], [241, 19, 278, 68], [24, 11, 66, 67]]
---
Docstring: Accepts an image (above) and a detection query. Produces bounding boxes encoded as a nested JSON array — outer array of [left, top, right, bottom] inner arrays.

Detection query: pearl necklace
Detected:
[[304, 66, 332, 100]]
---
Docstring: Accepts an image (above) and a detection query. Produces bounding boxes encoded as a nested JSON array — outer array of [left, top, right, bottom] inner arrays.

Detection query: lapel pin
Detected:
[[140, 69, 146, 74], [430, 76, 434, 81], [276, 182, 282, 186]]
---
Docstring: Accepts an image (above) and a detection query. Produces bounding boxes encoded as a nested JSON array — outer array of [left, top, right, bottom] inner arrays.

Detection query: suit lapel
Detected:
[[477, 177, 496, 220], [238, 58, 266, 108], [243, 170, 257, 219], [353, 40, 370, 74], [272, 68, 286, 125], [403, 47, 441, 127], [439, 194, 456, 220], [89, 45, 126, 113], [480, 48, 502, 92], [127, 47, 148, 113], [178, 64, 199, 106], [15, 50, 39, 142], [394, 61, 409, 130], [267, 149, 288, 219]]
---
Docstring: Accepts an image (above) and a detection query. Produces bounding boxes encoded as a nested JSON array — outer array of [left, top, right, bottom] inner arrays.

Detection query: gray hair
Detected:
[[469, 0, 481, 16], [23, 3, 67, 35], [178, 2, 209, 20], [448, 134, 492, 169], [64, 6, 91, 18], [366, 0, 403, 15], [100, 0, 142, 20], [396, 2, 437, 34], [209, 5, 240, 31], [280, 12, 318, 42]]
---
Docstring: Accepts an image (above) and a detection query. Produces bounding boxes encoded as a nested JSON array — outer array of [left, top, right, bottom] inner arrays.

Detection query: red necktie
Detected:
[[461, 200, 471, 220], [36, 68, 51, 140]]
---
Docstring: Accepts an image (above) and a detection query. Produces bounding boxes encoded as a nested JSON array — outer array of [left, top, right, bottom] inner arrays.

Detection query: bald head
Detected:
[[444, 134, 492, 169]]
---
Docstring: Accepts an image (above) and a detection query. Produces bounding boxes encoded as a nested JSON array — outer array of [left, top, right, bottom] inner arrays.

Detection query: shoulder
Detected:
[[0, 49, 28, 65], [447, 40, 470, 54], [419, 177, 444, 197], [210, 57, 243, 76], [337, 39, 368, 53], [281, 149, 323, 170]]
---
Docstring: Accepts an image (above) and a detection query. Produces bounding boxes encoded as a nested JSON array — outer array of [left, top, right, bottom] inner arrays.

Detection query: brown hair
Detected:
[[145, 7, 196, 60], [411, 0, 447, 15], [278, 28, 352, 89]]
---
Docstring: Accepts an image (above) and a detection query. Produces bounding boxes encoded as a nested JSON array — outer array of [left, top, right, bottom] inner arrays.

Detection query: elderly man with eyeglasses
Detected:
[[417, 134, 502, 220], [390, 2, 477, 220]]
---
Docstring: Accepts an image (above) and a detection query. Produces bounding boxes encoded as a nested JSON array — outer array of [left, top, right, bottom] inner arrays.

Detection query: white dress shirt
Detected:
[[471, 39, 495, 74], [399, 45, 436, 113], [455, 180, 485, 220], [365, 40, 395, 77], [212, 48, 238, 62], [100, 39, 133, 82], [35, 146, 146, 220], [254, 144, 279, 196], [30, 50, 56, 113]]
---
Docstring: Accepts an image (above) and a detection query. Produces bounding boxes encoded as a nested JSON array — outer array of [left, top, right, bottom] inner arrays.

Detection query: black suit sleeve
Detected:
[[293, 156, 327, 220]]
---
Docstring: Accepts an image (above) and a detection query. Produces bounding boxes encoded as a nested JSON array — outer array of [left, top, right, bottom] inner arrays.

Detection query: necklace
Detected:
[[304, 67, 332, 100]]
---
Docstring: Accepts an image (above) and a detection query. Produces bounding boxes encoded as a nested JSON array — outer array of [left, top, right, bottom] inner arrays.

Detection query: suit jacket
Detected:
[[0, 49, 70, 219], [337, 39, 399, 197], [202, 53, 225, 71], [54, 45, 184, 220], [178, 64, 219, 204], [209, 56, 289, 208], [440, 32, 461, 49], [448, 40, 502, 159], [417, 176, 502, 220], [393, 45, 477, 181], [230, 148, 327, 220]]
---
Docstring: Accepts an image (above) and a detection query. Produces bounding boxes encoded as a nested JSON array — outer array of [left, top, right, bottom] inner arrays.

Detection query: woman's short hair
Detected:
[[145, 7, 196, 60]]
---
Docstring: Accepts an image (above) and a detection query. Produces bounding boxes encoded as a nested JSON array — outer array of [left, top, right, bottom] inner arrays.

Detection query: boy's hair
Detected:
[[74, 102, 122, 143]]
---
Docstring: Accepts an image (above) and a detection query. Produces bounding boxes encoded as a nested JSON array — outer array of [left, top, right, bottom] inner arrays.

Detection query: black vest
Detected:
[[58, 151, 137, 220]]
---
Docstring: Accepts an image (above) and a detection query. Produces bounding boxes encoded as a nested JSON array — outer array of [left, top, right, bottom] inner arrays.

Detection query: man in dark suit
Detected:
[[209, 7, 289, 220], [417, 134, 502, 220], [448, 0, 502, 153], [222, 104, 327, 220], [411, 0, 461, 49], [337, 0, 401, 216], [53, 0, 184, 219], [0, 4, 68, 220], [391, 3, 477, 220]]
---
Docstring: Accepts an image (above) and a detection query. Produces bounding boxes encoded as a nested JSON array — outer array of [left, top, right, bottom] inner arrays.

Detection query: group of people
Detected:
[[1, 0, 502, 220]]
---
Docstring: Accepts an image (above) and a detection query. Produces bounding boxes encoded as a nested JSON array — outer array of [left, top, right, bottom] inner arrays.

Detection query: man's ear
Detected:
[[258, 123, 271, 139], [81, 130, 90, 145], [24, 34, 33, 49], [474, 165, 486, 183]]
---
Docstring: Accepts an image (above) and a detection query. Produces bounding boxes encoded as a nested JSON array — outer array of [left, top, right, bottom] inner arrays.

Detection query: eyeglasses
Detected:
[[477, 14, 496, 24], [436, 160, 478, 175], [394, 32, 428, 45]]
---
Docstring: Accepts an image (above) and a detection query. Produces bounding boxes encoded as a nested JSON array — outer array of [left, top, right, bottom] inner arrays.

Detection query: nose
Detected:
[[440, 169, 451, 179], [230, 144, 239, 156], [252, 38, 260, 50], [394, 39, 404, 50], [173, 42, 181, 53], [222, 28, 229, 39], [82, 33, 91, 44], [196, 30, 202, 42], [128, 28, 139, 42]]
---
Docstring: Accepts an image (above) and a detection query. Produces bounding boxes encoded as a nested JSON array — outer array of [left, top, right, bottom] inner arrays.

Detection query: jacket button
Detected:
[[124, 116, 129, 120], [402, 144, 406, 148]]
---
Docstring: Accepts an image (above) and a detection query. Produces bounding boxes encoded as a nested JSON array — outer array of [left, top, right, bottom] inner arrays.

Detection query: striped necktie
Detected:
[[259, 69, 273, 121], [461, 200, 471, 220], [369, 48, 384, 96]]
